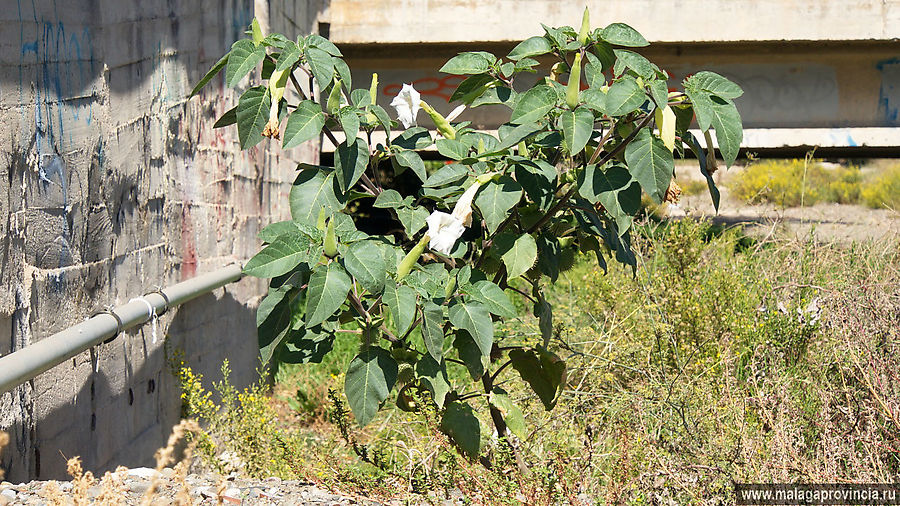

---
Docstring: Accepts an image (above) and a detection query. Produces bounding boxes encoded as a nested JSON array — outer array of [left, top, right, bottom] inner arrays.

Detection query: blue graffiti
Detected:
[[876, 57, 900, 126], [18, 0, 96, 151]]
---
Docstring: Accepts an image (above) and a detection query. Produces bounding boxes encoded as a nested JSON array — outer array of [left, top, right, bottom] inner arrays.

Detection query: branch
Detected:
[[527, 112, 655, 235]]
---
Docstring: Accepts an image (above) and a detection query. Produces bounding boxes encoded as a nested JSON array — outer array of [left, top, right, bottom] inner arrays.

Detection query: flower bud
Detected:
[[420, 101, 457, 140], [577, 7, 591, 45], [397, 234, 429, 281], [566, 53, 582, 109], [327, 79, 343, 115], [323, 218, 338, 258]]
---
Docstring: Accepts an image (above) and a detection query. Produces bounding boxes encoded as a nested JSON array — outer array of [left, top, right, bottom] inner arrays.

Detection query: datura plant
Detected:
[[192, 11, 743, 461]]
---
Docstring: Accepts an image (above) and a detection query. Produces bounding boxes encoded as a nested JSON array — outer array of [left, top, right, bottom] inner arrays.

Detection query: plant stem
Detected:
[[527, 112, 654, 235]]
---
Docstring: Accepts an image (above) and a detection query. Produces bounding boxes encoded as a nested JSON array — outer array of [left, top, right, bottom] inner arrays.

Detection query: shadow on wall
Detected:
[[0, 287, 259, 482]]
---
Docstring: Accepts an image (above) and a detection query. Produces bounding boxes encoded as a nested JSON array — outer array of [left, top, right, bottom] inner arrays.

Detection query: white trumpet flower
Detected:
[[390, 83, 421, 129], [425, 182, 483, 255]]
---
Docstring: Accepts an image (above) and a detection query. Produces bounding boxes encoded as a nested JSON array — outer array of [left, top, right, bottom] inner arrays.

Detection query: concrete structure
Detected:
[[325, 0, 900, 153], [0, 0, 321, 481]]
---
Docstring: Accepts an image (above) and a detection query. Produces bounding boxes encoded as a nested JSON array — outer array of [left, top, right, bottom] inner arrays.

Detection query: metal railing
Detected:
[[0, 264, 243, 395]]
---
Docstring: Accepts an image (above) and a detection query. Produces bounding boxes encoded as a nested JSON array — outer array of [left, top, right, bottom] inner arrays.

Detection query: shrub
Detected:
[[730, 158, 862, 207], [860, 164, 900, 210], [191, 10, 744, 468]]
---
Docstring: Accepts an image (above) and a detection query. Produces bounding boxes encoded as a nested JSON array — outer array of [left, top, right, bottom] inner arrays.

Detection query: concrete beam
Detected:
[[327, 0, 900, 45]]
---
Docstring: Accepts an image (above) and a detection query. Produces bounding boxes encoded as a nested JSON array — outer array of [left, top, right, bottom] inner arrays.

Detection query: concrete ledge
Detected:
[[322, 128, 900, 154]]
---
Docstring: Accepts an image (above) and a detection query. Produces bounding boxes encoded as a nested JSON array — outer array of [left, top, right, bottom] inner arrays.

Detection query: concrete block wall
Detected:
[[0, 0, 322, 481]]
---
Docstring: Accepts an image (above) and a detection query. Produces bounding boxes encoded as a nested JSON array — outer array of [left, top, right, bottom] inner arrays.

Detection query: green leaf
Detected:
[[244, 233, 315, 278], [441, 401, 481, 458], [416, 356, 450, 407], [350, 89, 371, 108], [342, 241, 386, 294], [583, 52, 605, 89], [373, 189, 405, 208], [396, 206, 429, 237], [592, 40, 617, 72], [624, 128, 674, 203], [605, 78, 645, 116], [471, 86, 516, 108], [236, 86, 270, 149], [304, 46, 334, 89], [370, 104, 392, 136], [534, 292, 553, 347], [213, 107, 237, 128], [601, 23, 649, 47], [307, 34, 343, 56], [334, 58, 352, 90], [279, 327, 334, 364], [684, 71, 743, 100], [422, 301, 446, 362], [305, 262, 352, 326], [683, 132, 720, 210], [648, 78, 669, 109], [258, 220, 299, 243], [495, 233, 537, 280], [514, 159, 556, 210], [191, 53, 229, 96], [448, 302, 493, 356], [383, 282, 417, 336], [508, 36, 553, 60], [225, 39, 266, 87], [290, 170, 346, 224], [436, 139, 468, 160], [536, 233, 561, 282], [393, 150, 427, 182], [468, 280, 516, 318], [489, 390, 526, 440], [560, 107, 594, 155], [488, 122, 542, 154], [453, 330, 488, 380], [345, 347, 398, 427], [424, 163, 467, 188], [697, 96, 743, 167], [275, 40, 302, 71], [578, 163, 630, 203], [579, 165, 641, 234], [474, 176, 522, 234], [339, 107, 360, 143], [450, 74, 496, 104], [257, 287, 299, 364], [613, 50, 655, 79], [392, 127, 433, 150], [510, 85, 557, 125], [283, 100, 326, 148], [509, 348, 566, 410], [440, 52, 493, 75], [334, 137, 370, 193]]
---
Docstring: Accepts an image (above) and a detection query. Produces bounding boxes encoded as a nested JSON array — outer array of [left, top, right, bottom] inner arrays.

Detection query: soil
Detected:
[[671, 161, 900, 243]]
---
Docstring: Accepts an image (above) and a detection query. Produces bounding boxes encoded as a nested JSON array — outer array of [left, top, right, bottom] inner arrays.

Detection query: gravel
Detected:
[[0, 468, 385, 505]]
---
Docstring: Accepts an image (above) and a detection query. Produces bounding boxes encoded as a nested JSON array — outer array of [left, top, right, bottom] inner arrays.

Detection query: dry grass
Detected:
[[0, 431, 7, 481]]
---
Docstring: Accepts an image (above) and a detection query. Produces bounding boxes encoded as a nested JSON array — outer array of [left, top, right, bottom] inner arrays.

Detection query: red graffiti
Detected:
[[383, 75, 466, 103]]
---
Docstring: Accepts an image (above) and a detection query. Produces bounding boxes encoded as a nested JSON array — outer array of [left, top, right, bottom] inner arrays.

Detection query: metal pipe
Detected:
[[0, 264, 243, 395]]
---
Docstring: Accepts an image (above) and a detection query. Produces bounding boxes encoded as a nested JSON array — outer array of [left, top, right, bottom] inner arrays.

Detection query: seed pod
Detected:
[[566, 53, 582, 109]]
